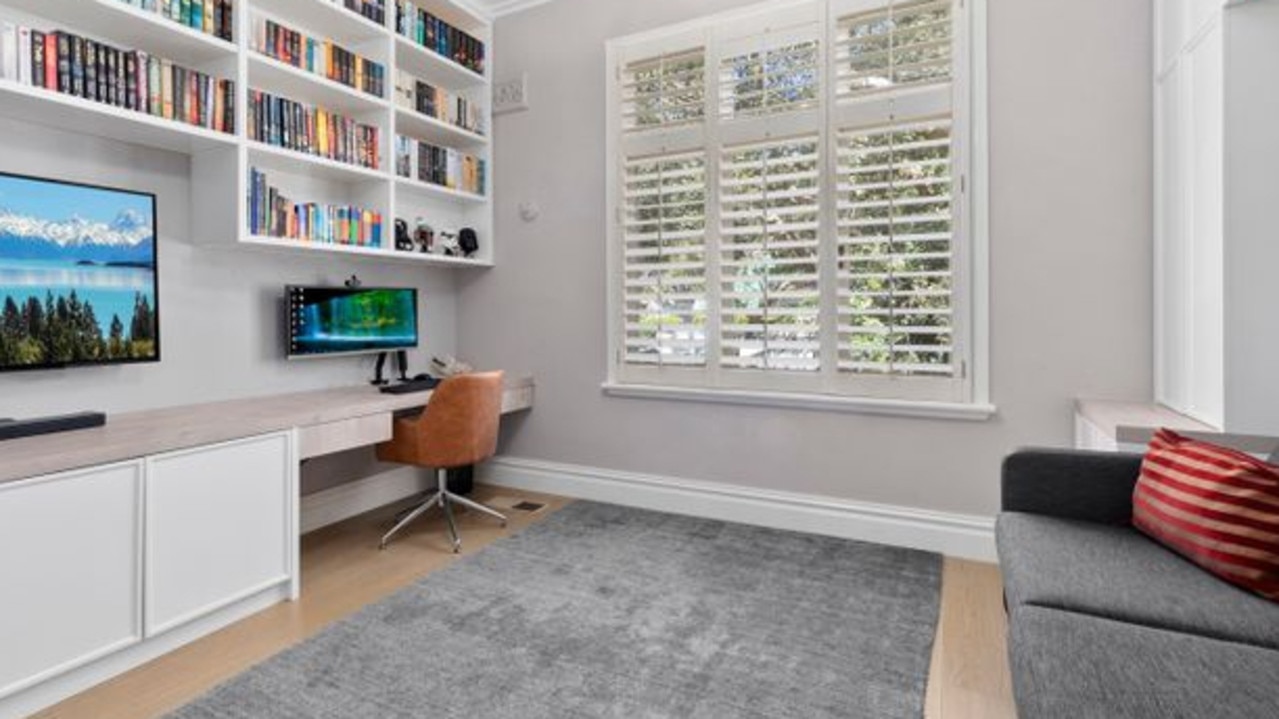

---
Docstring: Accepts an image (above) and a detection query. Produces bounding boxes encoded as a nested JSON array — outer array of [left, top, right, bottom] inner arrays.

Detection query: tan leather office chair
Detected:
[[376, 371, 507, 551]]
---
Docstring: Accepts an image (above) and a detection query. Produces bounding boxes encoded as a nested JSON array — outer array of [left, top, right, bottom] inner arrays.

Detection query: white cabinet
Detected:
[[145, 432, 296, 635], [1153, 0, 1279, 433], [0, 462, 142, 699]]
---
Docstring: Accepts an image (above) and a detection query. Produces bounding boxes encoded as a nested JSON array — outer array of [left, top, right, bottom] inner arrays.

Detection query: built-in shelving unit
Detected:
[[0, 0, 495, 269]]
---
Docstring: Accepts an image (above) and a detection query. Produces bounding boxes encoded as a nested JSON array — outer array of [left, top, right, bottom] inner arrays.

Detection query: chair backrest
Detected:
[[414, 371, 504, 469]]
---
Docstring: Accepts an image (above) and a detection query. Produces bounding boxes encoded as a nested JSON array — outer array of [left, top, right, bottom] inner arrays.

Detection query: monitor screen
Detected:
[[0, 171, 159, 372], [287, 286, 419, 359]]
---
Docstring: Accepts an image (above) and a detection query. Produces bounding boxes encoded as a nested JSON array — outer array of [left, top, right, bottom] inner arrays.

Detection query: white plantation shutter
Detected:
[[608, 0, 976, 404], [720, 136, 823, 371], [622, 152, 709, 367], [836, 119, 955, 376], [835, 0, 953, 100], [719, 37, 821, 120], [621, 49, 707, 133]]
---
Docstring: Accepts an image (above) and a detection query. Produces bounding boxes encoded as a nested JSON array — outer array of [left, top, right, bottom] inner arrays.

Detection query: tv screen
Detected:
[[287, 286, 419, 359], [0, 172, 159, 372]]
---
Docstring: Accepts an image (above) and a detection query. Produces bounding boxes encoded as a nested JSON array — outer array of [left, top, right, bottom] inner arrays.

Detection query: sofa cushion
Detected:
[[1009, 605, 1279, 719], [997, 512, 1279, 649], [1133, 428, 1279, 601]]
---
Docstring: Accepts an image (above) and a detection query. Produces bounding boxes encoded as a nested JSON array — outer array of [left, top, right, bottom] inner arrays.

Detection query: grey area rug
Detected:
[[169, 501, 942, 719]]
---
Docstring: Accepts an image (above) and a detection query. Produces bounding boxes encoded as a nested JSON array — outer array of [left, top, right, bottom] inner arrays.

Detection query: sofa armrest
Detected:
[[1001, 449, 1144, 525]]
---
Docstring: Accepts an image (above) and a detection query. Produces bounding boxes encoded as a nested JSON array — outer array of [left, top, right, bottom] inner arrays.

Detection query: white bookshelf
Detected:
[[0, 0, 495, 269]]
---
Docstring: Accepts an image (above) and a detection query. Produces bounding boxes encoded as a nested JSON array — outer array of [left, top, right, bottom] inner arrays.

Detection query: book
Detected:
[[17, 26, 31, 86], [30, 30, 44, 88]]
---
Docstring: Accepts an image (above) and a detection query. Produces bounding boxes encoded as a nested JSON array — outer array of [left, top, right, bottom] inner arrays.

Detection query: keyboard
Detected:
[[380, 378, 441, 395]]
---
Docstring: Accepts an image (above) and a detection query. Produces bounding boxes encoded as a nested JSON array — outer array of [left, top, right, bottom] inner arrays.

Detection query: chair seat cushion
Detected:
[[997, 512, 1279, 649], [1009, 605, 1279, 719]]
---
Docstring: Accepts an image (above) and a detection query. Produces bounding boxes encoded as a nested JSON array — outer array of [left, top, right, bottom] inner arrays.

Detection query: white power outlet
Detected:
[[493, 74, 529, 115]]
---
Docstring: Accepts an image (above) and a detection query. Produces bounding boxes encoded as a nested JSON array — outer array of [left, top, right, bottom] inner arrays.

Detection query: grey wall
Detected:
[[459, 0, 1154, 517], [0, 118, 457, 494]]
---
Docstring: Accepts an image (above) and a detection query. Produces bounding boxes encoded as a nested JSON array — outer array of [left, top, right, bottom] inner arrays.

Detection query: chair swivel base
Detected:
[[379, 473, 507, 552]]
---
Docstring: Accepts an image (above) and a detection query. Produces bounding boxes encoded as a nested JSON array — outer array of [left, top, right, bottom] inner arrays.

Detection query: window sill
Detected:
[[601, 383, 998, 422]]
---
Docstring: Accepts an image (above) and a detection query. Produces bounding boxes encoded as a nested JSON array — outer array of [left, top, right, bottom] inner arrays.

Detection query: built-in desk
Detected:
[[0, 376, 535, 485], [0, 376, 533, 719]]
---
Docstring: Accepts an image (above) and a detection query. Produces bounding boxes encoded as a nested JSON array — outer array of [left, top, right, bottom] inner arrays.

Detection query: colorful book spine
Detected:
[[254, 18, 385, 98], [248, 168, 385, 248], [394, 1, 485, 76], [394, 135, 485, 196], [248, 90, 381, 170]]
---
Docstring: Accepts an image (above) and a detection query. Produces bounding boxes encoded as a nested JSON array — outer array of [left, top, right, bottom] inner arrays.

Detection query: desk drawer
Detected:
[[298, 414, 393, 460]]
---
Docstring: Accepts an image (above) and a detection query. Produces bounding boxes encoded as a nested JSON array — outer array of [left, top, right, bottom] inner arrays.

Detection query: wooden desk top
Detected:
[[0, 376, 534, 486]]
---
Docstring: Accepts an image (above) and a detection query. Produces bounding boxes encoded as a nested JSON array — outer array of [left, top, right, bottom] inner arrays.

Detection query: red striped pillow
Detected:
[[1133, 428, 1279, 601]]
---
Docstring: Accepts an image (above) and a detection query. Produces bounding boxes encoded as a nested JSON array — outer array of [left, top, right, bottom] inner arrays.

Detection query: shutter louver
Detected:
[[720, 136, 823, 372], [623, 151, 709, 366], [720, 39, 821, 120], [836, 119, 955, 376], [621, 49, 707, 133], [836, 0, 952, 101]]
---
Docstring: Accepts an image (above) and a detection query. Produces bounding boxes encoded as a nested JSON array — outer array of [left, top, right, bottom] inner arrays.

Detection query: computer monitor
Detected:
[[286, 286, 418, 359]]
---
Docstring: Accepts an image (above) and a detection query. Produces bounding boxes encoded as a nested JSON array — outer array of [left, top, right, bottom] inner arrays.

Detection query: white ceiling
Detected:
[[463, 0, 553, 20]]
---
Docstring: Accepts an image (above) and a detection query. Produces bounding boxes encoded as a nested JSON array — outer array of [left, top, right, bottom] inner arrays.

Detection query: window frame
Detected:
[[604, 0, 992, 420]]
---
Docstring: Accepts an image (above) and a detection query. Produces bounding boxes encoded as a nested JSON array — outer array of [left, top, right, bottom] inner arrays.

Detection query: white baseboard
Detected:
[[480, 456, 997, 562], [300, 467, 433, 534]]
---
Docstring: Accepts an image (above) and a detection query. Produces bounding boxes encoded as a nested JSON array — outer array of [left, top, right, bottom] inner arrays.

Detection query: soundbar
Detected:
[[0, 412, 107, 442]]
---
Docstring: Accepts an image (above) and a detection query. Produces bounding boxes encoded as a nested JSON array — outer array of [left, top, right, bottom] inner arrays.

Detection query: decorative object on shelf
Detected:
[[343, 274, 363, 289], [253, 18, 386, 98], [118, 0, 235, 42], [413, 216, 434, 253], [248, 90, 381, 170], [437, 229, 459, 256], [0, 23, 236, 134], [248, 168, 384, 247], [459, 227, 478, 258], [395, 1, 486, 76], [394, 219, 414, 251]]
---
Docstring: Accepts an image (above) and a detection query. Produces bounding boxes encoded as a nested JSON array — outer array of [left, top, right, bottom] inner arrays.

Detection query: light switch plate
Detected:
[[493, 73, 529, 115]]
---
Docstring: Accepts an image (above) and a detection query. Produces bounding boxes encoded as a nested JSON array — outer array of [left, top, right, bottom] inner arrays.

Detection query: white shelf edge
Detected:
[[240, 235, 492, 267], [246, 141, 388, 182], [395, 176, 488, 204], [0, 80, 238, 151], [247, 53, 391, 112], [394, 106, 489, 147], [99, 0, 240, 57]]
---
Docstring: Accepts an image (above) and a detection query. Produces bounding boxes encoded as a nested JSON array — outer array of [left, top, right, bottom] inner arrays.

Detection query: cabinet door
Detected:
[[145, 432, 295, 636], [0, 463, 142, 699]]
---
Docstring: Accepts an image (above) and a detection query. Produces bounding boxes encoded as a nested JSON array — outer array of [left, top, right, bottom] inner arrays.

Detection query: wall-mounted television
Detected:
[[287, 286, 419, 359], [0, 171, 159, 372]]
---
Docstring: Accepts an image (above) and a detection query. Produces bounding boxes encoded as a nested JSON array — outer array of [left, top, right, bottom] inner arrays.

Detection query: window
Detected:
[[607, 0, 985, 410]]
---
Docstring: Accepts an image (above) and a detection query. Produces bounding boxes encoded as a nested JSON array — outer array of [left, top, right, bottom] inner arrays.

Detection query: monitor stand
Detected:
[[371, 351, 412, 386]]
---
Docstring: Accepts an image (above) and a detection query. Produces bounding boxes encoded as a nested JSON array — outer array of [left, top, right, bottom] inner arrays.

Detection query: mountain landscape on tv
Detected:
[[0, 207, 155, 265], [0, 175, 158, 369]]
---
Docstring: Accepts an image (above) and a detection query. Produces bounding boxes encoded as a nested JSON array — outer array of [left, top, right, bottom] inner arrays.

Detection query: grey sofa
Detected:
[[996, 449, 1279, 719]]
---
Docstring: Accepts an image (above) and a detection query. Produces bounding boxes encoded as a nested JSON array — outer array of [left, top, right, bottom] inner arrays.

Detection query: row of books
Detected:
[[248, 90, 381, 170], [254, 18, 386, 98], [0, 24, 235, 134], [395, 2, 485, 77], [248, 168, 385, 247], [119, 0, 234, 42], [395, 136, 485, 196], [394, 69, 484, 136], [333, 0, 387, 25]]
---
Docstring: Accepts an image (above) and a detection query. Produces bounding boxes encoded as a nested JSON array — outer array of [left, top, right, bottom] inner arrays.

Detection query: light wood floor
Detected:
[[37, 488, 1015, 719]]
